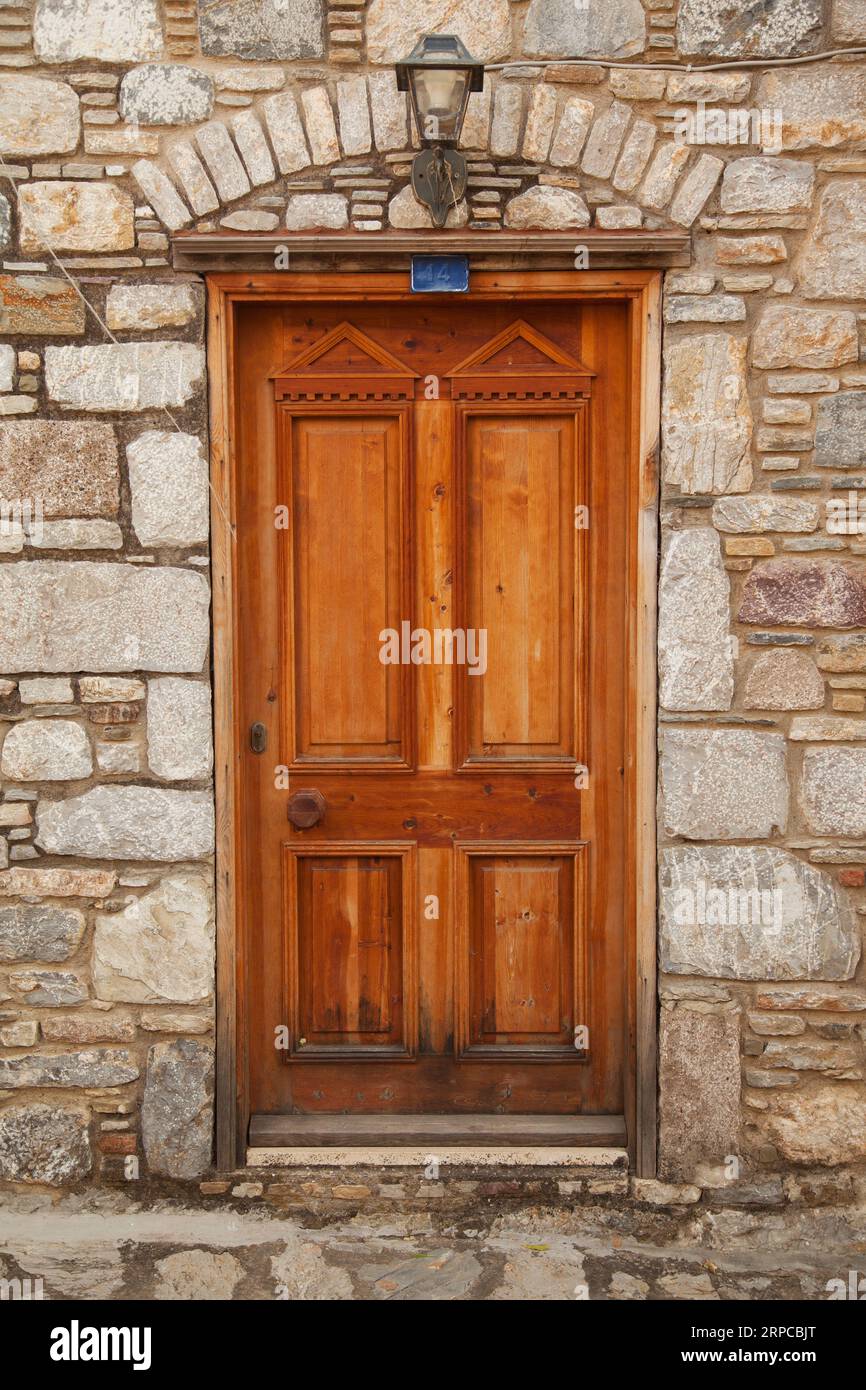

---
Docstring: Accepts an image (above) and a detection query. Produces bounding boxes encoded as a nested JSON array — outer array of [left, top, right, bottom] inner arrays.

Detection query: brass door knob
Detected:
[[286, 788, 326, 829]]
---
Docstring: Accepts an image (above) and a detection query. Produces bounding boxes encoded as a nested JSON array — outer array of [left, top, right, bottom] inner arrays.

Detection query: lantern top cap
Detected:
[[395, 33, 485, 92]]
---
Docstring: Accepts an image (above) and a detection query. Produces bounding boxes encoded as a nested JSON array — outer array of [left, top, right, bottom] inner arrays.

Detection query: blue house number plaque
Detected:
[[411, 255, 470, 293]]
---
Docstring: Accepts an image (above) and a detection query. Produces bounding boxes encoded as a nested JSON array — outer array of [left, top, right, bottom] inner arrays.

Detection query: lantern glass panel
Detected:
[[411, 67, 471, 143]]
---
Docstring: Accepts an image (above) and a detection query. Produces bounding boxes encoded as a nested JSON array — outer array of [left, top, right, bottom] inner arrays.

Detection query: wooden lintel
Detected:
[[174, 229, 691, 273]]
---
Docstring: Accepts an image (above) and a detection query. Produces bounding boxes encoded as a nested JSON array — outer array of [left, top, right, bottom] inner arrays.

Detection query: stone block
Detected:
[[18, 183, 135, 255], [765, 1086, 866, 1164], [1, 720, 92, 782], [9, 969, 87, 1007], [738, 560, 866, 627], [612, 118, 656, 192], [167, 143, 219, 218], [660, 846, 859, 980], [36, 786, 215, 861], [659, 1005, 741, 1181], [522, 85, 558, 164], [142, 1038, 213, 1178], [261, 91, 310, 174], [94, 874, 214, 1003], [146, 677, 213, 781], [669, 154, 724, 228], [45, 342, 204, 412], [581, 101, 631, 180], [757, 65, 866, 150], [665, 294, 746, 325], [366, 0, 511, 64], [0, 1049, 139, 1089], [678, 0, 821, 57], [106, 284, 199, 333], [367, 72, 407, 152], [131, 160, 193, 232], [720, 157, 814, 214], [815, 393, 866, 470], [34, 0, 163, 63], [752, 306, 858, 370], [503, 186, 589, 230], [336, 76, 372, 158], [0, 1104, 91, 1184], [801, 747, 866, 837], [661, 728, 789, 839], [490, 86, 522, 159], [0, 421, 118, 519], [195, 121, 250, 203], [197, 0, 324, 60], [0, 276, 85, 337], [524, 0, 646, 59], [639, 143, 691, 210], [743, 649, 824, 710], [658, 528, 733, 711], [284, 193, 348, 231], [0, 75, 80, 157], [712, 495, 819, 533], [127, 430, 209, 548], [301, 86, 339, 167], [798, 182, 866, 301], [0, 867, 115, 898], [0, 904, 85, 963], [120, 65, 213, 126], [832, 0, 866, 40], [229, 111, 276, 187], [0, 562, 210, 673], [662, 333, 753, 495]]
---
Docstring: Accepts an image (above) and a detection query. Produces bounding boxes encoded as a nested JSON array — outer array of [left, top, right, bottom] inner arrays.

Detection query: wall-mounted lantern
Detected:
[[396, 34, 485, 228]]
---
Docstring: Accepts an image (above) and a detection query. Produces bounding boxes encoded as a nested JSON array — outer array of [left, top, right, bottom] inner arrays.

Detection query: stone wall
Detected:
[[0, 0, 864, 1192]]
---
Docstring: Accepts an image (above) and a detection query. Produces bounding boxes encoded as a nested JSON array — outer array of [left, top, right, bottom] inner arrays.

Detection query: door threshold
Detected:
[[249, 1112, 626, 1150], [247, 1145, 628, 1169]]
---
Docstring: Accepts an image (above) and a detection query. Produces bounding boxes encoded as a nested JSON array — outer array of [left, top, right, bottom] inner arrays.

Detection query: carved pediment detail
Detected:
[[272, 322, 420, 402], [448, 320, 595, 401]]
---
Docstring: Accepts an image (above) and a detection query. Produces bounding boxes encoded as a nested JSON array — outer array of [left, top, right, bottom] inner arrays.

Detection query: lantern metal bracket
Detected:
[[411, 146, 467, 228]]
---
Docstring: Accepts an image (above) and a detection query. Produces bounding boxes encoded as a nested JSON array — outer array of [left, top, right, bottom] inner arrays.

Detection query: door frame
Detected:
[[206, 269, 661, 1175]]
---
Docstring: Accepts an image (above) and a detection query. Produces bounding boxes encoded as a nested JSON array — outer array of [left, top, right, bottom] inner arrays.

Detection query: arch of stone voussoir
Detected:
[[129, 74, 716, 237]]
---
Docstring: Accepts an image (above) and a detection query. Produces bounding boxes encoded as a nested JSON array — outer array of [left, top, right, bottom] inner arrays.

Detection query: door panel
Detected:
[[456, 844, 587, 1059], [284, 409, 412, 766], [236, 298, 629, 1122], [459, 408, 584, 766], [286, 843, 416, 1058]]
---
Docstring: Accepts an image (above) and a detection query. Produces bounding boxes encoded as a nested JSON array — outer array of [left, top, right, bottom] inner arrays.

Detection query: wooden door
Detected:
[[236, 296, 631, 1143]]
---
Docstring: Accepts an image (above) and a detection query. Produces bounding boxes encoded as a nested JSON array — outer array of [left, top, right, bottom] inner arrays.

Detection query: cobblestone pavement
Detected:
[[2, 1194, 864, 1300]]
